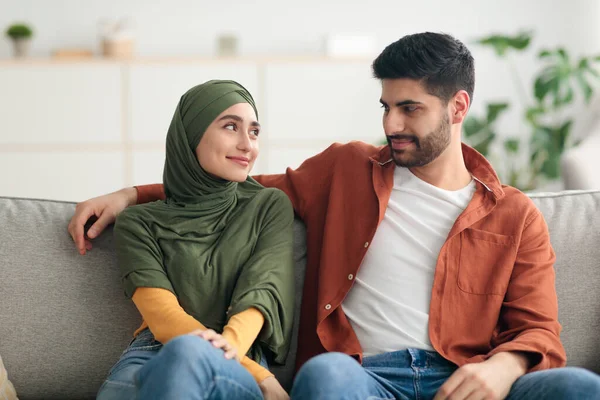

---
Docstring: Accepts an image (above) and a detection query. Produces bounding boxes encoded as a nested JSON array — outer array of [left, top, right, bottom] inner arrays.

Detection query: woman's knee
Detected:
[[161, 335, 220, 363], [292, 352, 363, 392]]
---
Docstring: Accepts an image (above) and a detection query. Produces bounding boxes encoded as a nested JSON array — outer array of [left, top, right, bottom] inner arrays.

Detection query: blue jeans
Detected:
[[96, 328, 267, 400], [290, 349, 600, 400]]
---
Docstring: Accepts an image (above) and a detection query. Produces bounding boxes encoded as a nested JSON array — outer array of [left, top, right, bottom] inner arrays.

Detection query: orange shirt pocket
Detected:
[[458, 228, 517, 295]]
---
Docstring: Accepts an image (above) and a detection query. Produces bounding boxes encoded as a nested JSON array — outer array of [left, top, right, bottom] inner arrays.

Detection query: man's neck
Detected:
[[408, 143, 472, 191]]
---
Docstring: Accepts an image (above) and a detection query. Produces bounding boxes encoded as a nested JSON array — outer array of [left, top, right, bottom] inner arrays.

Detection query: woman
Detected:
[[97, 80, 295, 400]]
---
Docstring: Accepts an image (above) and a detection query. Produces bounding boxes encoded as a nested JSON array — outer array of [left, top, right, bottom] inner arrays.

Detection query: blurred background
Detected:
[[1, 0, 600, 202]]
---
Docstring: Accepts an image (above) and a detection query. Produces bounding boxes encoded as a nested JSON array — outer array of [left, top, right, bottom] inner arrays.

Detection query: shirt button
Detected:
[[364, 242, 369, 248], [325, 304, 332, 310], [348, 274, 354, 280]]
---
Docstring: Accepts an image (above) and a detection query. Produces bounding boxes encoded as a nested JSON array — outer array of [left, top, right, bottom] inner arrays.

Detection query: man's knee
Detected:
[[513, 366, 600, 399], [545, 367, 600, 396], [292, 352, 362, 395]]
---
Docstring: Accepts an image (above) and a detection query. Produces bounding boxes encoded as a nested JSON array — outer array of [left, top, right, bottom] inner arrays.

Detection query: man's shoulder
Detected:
[[497, 184, 542, 222], [319, 140, 382, 163]]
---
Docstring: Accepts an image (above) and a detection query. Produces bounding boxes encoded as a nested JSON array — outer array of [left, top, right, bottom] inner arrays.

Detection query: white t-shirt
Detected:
[[341, 166, 476, 356]]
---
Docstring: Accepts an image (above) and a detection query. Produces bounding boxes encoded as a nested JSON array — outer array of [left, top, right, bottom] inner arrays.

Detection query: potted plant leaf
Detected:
[[463, 31, 600, 191], [5, 23, 33, 58]]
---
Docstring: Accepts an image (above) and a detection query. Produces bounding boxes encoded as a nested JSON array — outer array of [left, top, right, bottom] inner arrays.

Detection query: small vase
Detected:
[[12, 38, 31, 58]]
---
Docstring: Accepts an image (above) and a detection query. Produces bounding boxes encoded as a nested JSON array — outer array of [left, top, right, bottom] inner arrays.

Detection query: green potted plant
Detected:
[[5, 23, 33, 58], [463, 31, 600, 191]]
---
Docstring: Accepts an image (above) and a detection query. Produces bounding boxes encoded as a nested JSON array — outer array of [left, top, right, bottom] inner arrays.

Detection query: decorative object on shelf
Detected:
[[98, 17, 135, 58], [5, 22, 33, 58], [52, 49, 94, 59], [462, 30, 600, 191], [324, 33, 377, 58], [216, 33, 239, 57]]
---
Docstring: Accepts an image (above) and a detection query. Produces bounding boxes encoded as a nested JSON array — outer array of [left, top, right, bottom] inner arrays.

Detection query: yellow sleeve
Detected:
[[222, 307, 264, 357], [132, 287, 273, 382], [223, 307, 273, 382]]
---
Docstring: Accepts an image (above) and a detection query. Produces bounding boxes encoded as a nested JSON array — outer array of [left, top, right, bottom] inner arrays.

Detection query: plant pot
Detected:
[[11, 38, 31, 58]]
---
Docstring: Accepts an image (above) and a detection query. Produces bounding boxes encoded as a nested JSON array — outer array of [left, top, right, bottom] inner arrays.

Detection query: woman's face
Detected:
[[195, 103, 260, 182]]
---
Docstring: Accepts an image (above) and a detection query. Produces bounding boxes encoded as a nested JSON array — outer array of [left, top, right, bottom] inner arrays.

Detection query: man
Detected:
[[69, 32, 600, 399]]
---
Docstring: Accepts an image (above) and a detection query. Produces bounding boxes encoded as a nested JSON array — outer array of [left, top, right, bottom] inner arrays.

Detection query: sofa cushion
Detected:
[[0, 196, 306, 399], [0, 191, 598, 399], [529, 190, 600, 373], [0, 197, 141, 400]]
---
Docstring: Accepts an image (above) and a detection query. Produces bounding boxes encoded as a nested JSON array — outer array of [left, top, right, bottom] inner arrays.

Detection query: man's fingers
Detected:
[[69, 206, 95, 255], [446, 377, 481, 400], [85, 240, 93, 251], [464, 391, 488, 400], [87, 212, 112, 239], [434, 368, 467, 400]]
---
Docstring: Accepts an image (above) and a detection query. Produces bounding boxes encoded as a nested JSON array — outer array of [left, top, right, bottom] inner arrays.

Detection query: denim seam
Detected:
[[122, 344, 162, 354], [102, 380, 136, 389], [413, 367, 421, 400], [210, 376, 262, 400], [202, 380, 216, 400]]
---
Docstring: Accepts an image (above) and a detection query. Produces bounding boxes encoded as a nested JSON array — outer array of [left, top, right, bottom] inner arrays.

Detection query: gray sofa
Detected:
[[1, 191, 599, 400]]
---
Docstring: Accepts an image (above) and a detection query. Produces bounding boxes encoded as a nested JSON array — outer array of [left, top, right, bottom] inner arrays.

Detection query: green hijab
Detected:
[[114, 80, 295, 365], [163, 79, 258, 204]]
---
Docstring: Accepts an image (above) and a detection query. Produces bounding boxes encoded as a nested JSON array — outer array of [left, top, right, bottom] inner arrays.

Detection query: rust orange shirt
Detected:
[[137, 142, 566, 374]]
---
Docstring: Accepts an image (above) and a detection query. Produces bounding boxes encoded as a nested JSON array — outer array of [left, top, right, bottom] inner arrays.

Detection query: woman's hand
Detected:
[[259, 376, 290, 400], [189, 329, 240, 361]]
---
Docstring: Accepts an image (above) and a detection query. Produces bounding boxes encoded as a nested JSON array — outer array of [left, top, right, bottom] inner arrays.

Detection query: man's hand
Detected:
[[67, 187, 137, 255], [189, 329, 240, 361], [259, 376, 289, 400], [434, 352, 530, 400]]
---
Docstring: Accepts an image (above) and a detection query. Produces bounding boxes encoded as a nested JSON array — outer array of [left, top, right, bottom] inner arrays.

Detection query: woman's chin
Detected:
[[228, 173, 250, 183]]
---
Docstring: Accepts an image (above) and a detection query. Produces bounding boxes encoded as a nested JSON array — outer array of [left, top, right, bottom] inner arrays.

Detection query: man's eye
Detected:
[[405, 106, 417, 112], [250, 129, 260, 136]]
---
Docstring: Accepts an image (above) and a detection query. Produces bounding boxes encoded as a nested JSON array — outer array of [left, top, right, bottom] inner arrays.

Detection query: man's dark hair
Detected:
[[372, 32, 475, 104]]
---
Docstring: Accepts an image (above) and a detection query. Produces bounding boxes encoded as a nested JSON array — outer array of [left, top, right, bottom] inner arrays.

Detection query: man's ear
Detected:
[[450, 90, 470, 124]]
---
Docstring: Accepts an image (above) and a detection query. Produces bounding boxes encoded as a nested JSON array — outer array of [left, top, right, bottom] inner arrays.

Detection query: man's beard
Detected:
[[386, 114, 451, 168]]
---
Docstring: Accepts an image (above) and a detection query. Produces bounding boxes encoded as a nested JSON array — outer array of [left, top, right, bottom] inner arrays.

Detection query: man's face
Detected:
[[380, 78, 452, 168]]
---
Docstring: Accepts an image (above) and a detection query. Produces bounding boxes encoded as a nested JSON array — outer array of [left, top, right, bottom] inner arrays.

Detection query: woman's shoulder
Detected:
[[241, 182, 291, 205], [238, 182, 293, 218], [115, 200, 165, 227]]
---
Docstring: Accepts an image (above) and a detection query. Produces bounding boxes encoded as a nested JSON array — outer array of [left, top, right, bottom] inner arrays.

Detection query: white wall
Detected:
[[1, 0, 600, 200], [1, 0, 598, 58], [3, 0, 600, 135]]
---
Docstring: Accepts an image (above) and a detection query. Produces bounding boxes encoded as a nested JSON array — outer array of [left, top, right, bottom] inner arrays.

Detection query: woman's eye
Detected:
[[225, 123, 236, 131], [250, 129, 260, 137]]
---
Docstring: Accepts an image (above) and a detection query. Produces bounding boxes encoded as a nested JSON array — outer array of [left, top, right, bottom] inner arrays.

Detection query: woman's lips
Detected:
[[227, 156, 250, 167]]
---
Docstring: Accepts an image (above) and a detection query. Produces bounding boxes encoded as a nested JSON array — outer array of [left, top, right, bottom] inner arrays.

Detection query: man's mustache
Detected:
[[386, 134, 421, 148]]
